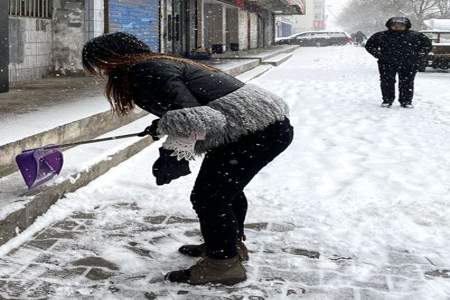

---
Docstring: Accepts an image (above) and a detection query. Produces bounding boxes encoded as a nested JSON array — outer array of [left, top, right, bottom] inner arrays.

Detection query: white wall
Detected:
[[8, 18, 53, 83], [84, 0, 104, 41], [52, 0, 85, 75]]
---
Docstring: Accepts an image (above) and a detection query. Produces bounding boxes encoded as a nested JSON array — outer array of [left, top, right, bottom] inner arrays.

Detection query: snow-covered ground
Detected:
[[1, 46, 450, 299]]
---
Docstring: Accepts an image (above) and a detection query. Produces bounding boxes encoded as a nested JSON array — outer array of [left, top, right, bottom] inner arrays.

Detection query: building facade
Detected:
[[0, 0, 304, 92], [275, 0, 326, 37], [159, 0, 305, 55], [3, 0, 161, 88]]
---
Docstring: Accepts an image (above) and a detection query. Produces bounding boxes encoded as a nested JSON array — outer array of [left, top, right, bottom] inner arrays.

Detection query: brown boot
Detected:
[[178, 241, 249, 261], [165, 256, 247, 285]]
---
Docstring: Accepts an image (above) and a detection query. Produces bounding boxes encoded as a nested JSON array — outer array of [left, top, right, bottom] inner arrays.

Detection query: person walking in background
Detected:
[[82, 32, 293, 286], [354, 31, 367, 45], [365, 17, 432, 108]]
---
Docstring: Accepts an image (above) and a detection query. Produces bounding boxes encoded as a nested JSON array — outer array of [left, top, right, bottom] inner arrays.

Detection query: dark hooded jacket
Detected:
[[130, 59, 244, 117], [128, 59, 289, 160], [365, 17, 432, 65]]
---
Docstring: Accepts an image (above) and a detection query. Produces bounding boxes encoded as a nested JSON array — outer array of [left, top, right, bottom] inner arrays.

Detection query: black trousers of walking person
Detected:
[[378, 62, 419, 104], [190, 118, 294, 259]]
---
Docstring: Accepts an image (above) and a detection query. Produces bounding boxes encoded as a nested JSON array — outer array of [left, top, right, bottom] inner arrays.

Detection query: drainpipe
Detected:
[[104, 0, 109, 33], [272, 12, 276, 45], [0, 0, 9, 93]]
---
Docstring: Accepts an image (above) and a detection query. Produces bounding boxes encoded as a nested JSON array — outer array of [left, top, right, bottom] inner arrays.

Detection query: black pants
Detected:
[[378, 62, 418, 104], [190, 118, 294, 259]]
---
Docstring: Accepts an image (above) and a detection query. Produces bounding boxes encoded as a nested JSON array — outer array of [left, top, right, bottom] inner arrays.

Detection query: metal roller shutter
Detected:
[[109, 0, 160, 51]]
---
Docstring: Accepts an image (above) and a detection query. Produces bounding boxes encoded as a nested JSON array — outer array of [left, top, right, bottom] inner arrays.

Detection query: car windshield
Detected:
[[290, 32, 310, 39], [441, 33, 450, 43], [423, 32, 450, 43]]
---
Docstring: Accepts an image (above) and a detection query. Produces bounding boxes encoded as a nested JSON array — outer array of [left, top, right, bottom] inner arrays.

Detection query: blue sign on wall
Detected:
[[109, 0, 160, 52], [281, 23, 292, 37]]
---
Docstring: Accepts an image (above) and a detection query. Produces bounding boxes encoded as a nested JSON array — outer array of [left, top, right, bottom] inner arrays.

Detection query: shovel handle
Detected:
[[25, 132, 160, 152]]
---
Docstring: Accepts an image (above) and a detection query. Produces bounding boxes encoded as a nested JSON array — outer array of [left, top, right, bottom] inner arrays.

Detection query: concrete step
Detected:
[[204, 58, 261, 77], [0, 116, 157, 246], [262, 52, 294, 66], [237, 65, 273, 83], [0, 109, 148, 178], [256, 45, 299, 61], [212, 45, 299, 61]]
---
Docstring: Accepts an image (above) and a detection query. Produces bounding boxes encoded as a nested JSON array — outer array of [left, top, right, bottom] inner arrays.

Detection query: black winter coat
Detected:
[[129, 60, 244, 117], [365, 30, 432, 65]]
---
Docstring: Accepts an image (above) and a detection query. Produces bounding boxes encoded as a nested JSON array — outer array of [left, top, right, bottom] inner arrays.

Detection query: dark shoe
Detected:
[[179, 241, 249, 261], [165, 256, 247, 285], [381, 100, 393, 108], [400, 102, 414, 108]]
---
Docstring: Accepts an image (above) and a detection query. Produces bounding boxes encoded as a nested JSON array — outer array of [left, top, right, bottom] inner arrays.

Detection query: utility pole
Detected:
[[0, 0, 9, 93]]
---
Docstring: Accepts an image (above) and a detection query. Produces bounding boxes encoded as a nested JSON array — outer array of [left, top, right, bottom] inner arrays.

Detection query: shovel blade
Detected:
[[16, 148, 64, 189]]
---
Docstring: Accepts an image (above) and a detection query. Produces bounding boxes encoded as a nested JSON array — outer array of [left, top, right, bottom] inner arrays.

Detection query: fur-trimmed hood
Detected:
[[386, 17, 412, 29]]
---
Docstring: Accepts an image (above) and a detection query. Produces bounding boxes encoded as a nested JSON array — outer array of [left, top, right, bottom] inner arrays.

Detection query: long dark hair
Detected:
[[82, 32, 218, 116]]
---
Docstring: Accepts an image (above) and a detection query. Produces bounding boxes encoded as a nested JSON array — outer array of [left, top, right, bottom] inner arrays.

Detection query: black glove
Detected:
[[138, 119, 160, 141], [152, 148, 191, 186]]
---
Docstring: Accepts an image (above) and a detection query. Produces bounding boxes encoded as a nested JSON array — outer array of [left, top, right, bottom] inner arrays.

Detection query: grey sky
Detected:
[[326, 0, 350, 28]]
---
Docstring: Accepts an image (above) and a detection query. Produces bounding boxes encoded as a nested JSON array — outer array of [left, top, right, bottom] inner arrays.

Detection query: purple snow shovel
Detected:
[[16, 131, 158, 189]]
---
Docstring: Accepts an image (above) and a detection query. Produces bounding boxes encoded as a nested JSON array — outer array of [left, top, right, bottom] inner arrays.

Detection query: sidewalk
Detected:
[[0, 140, 445, 300]]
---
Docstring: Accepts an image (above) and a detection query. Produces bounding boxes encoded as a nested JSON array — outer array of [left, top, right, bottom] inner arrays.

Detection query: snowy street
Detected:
[[1, 46, 450, 299]]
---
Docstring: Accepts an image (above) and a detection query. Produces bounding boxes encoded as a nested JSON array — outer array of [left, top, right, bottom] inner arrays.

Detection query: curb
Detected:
[[211, 45, 299, 62], [225, 59, 261, 77], [237, 65, 273, 83], [0, 110, 148, 178], [262, 53, 294, 66]]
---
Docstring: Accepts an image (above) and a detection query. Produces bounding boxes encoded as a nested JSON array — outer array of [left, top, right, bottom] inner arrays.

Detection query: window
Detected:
[[328, 32, 347, 38], [296, 33, 311, 39], [441, 33, 450, 43], [9, 0, 52, 19], [310, 32, 328, 38]]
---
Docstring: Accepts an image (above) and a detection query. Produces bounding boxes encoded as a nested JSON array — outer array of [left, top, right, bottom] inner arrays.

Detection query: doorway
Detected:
[[166, 0, 191, 55]]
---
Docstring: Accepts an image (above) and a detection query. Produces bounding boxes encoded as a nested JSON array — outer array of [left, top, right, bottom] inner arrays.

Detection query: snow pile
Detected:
[[424, 19, 450, 31]]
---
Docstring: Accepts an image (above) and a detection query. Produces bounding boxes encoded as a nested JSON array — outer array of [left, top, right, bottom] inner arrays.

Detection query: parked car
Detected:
[[419, 31, 450, 71], [276, 31, 353, 47]]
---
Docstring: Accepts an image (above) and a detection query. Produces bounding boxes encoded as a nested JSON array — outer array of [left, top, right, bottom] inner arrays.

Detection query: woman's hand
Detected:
[[152, 148, 191, 185], [138, 119, 161, 140]]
